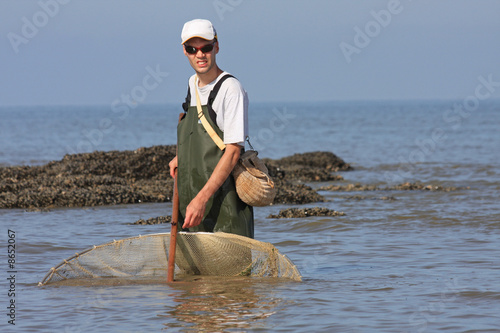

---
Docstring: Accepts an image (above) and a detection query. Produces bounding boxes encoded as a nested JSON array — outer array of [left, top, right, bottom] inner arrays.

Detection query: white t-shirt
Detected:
[[188, 72, 248, 145]]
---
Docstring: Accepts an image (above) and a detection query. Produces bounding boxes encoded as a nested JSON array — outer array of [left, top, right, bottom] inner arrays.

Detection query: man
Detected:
[[169, 19, 254, 238]]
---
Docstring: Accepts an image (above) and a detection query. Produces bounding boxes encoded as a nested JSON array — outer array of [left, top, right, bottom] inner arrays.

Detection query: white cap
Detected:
[[181, 19, 217, 44]]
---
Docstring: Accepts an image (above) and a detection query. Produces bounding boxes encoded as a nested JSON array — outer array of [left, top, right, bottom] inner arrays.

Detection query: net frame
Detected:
[[38, 232, 302, 286]]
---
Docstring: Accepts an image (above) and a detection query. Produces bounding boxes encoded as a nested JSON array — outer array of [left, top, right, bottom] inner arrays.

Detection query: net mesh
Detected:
[[39, 232, 301, 285]]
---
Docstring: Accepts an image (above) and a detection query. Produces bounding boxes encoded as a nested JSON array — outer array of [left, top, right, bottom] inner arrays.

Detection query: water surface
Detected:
[[1, 100, 499, 332]]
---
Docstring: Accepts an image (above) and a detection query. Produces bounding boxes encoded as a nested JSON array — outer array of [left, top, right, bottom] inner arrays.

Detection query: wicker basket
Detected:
[[232, 150, 276, 207]]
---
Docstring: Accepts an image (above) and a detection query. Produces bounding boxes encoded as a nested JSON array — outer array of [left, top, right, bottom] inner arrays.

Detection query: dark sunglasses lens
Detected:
[[200, 44, 214, 53], [185, 46, 197, 54]]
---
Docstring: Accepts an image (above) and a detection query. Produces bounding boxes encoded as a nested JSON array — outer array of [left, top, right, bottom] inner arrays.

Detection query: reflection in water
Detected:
[[161, 276, 289, 331]]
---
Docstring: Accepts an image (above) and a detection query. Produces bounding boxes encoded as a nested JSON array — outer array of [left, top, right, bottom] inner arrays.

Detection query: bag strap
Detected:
[[195, 76, 226, 151]]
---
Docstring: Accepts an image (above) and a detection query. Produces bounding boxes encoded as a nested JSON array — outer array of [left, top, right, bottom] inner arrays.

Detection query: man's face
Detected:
[[183, 37, 219, 75]]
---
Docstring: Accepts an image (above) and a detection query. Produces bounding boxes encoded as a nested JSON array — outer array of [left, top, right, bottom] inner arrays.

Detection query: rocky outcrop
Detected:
[[0, 147, 349, 209], [267, 207, 346, 219]]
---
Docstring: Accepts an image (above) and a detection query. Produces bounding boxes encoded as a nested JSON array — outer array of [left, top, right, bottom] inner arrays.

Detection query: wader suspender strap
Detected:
[[195, 75, 226, 150], [181, 74, 235, 124]]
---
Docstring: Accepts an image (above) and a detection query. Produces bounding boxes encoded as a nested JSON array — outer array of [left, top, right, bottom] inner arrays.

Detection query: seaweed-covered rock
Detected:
[[260, 151, 352, 204], [318, 182, 469, 192], [272, 180, 325, 204], [0, 145, 176, 209], [267, 207, 346, 219], [132, 216, 172, 225], [264, 151, 351, 182], [271, 151, 352, 172], [0, 148, 347, 209]]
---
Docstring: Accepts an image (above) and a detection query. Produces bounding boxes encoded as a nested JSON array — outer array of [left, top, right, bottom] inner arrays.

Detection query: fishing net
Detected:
[[38, 232, 301, 286]]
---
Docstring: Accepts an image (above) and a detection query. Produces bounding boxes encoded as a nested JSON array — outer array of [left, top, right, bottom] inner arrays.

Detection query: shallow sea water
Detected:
[[1, 101, 499, 332]]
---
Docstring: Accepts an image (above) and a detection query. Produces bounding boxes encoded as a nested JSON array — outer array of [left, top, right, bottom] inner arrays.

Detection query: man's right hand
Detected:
[[169, 156, 178, 178]]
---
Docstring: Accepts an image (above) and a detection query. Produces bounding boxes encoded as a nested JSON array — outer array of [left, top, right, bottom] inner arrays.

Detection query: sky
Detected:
[[1, 0, 500, 106]]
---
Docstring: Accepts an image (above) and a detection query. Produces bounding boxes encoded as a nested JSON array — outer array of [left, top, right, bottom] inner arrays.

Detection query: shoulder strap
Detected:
[[207, 74, 235, 124], [181, 74, 234, 116], [208, 74, 235, 106], [182, 85, 191, 112]]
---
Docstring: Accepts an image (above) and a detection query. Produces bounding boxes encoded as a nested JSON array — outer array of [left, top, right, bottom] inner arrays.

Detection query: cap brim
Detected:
[[181, 34, 216, 44]]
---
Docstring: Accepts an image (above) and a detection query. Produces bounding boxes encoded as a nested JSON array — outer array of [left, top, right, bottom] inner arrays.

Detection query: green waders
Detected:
[[176, 93, 254, 238]]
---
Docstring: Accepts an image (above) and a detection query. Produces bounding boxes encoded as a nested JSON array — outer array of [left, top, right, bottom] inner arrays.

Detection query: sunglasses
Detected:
[[184, 41, 216, 55]]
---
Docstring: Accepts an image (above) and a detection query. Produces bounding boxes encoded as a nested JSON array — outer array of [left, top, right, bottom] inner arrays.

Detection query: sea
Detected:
[[0, 100, 499, 332]]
